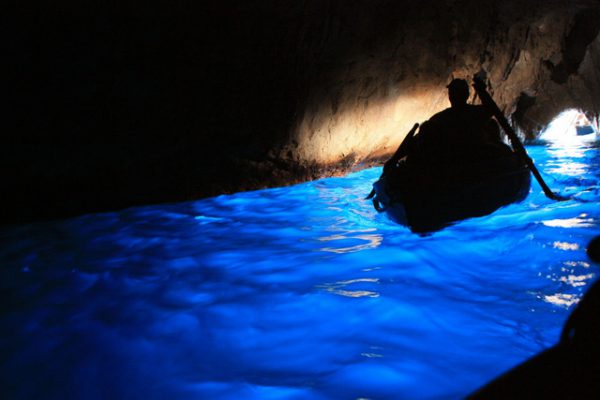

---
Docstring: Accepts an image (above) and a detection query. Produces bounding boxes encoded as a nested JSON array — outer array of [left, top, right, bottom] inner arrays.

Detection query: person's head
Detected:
[[447, 79, 470, 107]]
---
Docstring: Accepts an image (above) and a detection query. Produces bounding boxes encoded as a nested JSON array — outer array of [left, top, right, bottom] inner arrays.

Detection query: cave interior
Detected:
[[13, 0, 600, 223]]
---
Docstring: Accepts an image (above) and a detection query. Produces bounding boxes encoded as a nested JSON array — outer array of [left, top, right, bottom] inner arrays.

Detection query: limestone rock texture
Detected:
[[10, 0, 600, 223]]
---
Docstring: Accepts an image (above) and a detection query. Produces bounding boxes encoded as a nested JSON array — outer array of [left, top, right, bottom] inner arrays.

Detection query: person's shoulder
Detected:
[[419, 111, 447, 135], [436, 107, 454, 116], [428, 107, 454, 122]]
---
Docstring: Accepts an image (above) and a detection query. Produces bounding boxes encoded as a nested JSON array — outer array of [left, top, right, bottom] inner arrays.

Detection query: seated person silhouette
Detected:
[[411, 78, 502, 164]]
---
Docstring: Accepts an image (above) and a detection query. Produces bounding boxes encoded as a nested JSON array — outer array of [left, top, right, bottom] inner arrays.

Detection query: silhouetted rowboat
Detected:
[[574, 112, 598, 136], [575, 124, 596, 136], [371, 144, 531, 233]]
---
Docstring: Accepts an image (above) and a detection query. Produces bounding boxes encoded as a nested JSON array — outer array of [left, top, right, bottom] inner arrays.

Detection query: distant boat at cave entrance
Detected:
[[575, 112, 599, 136], [370, 143, 531, 233]]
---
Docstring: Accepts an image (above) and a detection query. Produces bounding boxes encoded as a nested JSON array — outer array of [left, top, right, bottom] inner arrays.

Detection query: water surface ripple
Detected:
[[1, 142, 599, 399]]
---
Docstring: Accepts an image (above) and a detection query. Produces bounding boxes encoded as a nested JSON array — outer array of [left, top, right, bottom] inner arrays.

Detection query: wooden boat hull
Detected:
[[371, 151, 531, 233]]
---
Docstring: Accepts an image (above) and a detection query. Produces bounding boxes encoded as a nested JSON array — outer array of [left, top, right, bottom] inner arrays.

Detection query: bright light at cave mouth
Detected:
[[539, 108, 598, 143]]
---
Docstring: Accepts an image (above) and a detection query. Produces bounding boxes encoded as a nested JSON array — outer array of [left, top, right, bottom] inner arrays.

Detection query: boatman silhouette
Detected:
[[411, 78, 502, 163]]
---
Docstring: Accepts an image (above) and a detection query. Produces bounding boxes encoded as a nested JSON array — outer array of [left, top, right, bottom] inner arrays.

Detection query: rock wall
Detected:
[[8, 0, 600, 223], [287, 0, 600, 162]]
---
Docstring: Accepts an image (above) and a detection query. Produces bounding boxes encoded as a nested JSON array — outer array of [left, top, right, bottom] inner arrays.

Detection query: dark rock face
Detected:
[[9, 0, 600, 223]]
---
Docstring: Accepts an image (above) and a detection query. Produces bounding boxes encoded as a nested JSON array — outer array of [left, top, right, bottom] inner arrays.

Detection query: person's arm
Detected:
[[383, 123, 419, 172]]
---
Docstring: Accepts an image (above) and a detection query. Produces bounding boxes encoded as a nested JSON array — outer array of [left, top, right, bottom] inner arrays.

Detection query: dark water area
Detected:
[[1, 139, 599, 399]]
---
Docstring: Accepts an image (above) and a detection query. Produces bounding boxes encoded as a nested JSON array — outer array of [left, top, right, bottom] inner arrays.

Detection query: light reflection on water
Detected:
[[317, 278, 381, 298], [0, 141, 599, 400], [318, 230, 383, 254], [542, 215, 594, 228]]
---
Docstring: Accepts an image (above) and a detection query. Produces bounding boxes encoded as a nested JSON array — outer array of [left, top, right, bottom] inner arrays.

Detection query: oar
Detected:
[[366, 122, 419, 199], [472, 76, 568, 201]]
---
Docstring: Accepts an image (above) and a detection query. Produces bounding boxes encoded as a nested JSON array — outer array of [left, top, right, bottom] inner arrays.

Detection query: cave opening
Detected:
[[539, 108, 599, 143]]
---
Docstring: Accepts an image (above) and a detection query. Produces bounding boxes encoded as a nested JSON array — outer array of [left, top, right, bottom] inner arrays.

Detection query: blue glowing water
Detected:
[[1, 140, 599, 400]]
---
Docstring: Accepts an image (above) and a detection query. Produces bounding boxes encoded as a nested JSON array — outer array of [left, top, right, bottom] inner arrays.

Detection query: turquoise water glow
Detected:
[[1, 140, 599, 399]]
